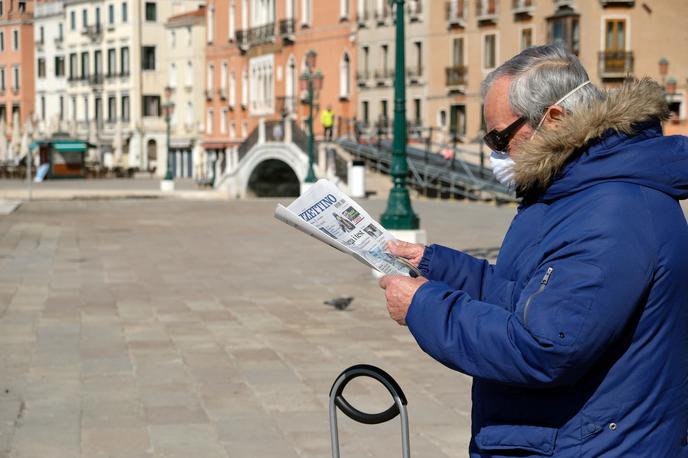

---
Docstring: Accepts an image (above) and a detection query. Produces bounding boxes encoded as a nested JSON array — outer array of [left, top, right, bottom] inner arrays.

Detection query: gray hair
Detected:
[[481, 45, 604, 127]]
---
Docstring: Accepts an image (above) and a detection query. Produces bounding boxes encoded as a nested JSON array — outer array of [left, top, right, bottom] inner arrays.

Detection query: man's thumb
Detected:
[[388, 240, 413, 256]]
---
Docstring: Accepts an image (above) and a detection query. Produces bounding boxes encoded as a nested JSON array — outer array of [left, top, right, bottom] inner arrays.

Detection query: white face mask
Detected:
[[489, 80, 593, 190], [490, 150, 516, 190]]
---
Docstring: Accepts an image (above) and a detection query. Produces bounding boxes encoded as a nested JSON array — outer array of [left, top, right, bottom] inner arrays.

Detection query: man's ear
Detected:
[[542, 104, 566, 128]]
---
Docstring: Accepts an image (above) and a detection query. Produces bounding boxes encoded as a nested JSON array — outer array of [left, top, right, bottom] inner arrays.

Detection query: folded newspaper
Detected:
[[274, 179, 421, 276]]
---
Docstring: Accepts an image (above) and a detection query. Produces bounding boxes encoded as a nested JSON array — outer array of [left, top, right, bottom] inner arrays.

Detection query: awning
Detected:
[[53, 140, 89, 153]]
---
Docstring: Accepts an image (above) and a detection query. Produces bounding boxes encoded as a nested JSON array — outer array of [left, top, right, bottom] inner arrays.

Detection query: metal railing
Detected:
[[598, 50, 634, 78], [374, 69, 395, 81], [235, 29, 249, 50], [407, 0, 422, 19], [248, 23, 275, 46], [446, 0, 467, 25], [407, 67, 423, 80], [279, 18, 295, 38], [446, 65, 468, 86], [512, 0, 534, 13], [475, 0, 498, 21]]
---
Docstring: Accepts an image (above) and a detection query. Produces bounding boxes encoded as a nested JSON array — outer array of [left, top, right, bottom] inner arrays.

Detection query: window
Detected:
[[381, 44, 389, 73], [95, 7, 101, 28], [362, 100, 369, 125], [18, 1, 25, 13], [59, 96, 64, 120], [69, 53, 78, 79], [71, 96, 77, 121], [108, 4, 114, 25], [169, 63, 176, 88], [121, 94, 130, 121], [142, 95, 161, 117], [82, 9, 88, 28], [452, 37, 464, 65], [0, 1, 3, 16], [108, 95, 116, 121], [187, 26, 192, 45], [0, 67, 5, 91], [95, 97, 103, 124], [221, 62, 228, 96], [483, 33, 496, 70], [122, 2, 128, 23], [142, 46, 155, 70], [37, 58, 46, 78], [207, 64, 214, 92], [58, 23, 63, 40], [229, 72, 236, 107], [229, 1, 236, 39], [340, 0, 349, 18], [241, 120, 248, 138], [206, 109, 213, 134], [381, 99, 388, 124], [521, 27, 533, 50], [39, 26, 44, 44], [70, 11, 76, 30], [107, 49, 116, 76], [301, 0, 312, 25], [340, 53, 350, 98], [605, 18, 626, 52], [94, 50, 102, 76], [12, 29, 18, 50], [0, 32, 3, 51], [413, 41, 422, 76], [230, 122, 237, 139], [170, 30, 175, 48], [207, 6, 215, 43], [55, 56, 65, 77], [450, 104, 466, 137], [186, 61, 193, 86], [12, 65, 19, 91], [413, 98, 421, 125], [185, 102, 193, 128], [120, 47, 129, 75], [241, 67, 248, 108], [81, 52, 90, 78], [83, 96, 89, 120], [221, 108, 228, 134], [145, 2, 157, 22], [547, 14, 579, 55]]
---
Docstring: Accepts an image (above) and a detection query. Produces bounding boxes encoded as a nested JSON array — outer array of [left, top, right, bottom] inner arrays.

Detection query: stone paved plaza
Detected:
[[0, 196, 684, 458]]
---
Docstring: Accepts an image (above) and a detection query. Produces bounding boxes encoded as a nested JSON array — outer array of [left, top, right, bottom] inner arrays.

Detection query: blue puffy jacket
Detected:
[[407, 80, 688, 457]]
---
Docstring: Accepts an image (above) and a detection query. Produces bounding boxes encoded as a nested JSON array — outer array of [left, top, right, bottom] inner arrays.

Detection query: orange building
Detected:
[[0, 0, 34, 128], [204, 0, 356, 160]]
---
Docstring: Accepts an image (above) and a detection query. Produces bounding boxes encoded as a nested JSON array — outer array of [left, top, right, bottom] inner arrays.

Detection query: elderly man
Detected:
[[379, 45, 688, 457]]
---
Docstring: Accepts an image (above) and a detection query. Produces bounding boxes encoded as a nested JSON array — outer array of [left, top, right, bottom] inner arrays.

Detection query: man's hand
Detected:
[[387, 240, 426, 268], [379, 275, 428, 325]]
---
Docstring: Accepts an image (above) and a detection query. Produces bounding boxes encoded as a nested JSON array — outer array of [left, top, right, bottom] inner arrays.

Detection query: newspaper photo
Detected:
[[274, 179, 421, 276]]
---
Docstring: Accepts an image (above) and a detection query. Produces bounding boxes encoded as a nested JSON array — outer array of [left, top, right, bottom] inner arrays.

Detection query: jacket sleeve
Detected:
[[418, 244, 494, 299], [406, 221, 656, 387]]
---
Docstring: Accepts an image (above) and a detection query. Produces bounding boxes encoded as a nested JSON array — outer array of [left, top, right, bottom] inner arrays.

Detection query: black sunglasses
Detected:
[[483, 116, 527, 152]]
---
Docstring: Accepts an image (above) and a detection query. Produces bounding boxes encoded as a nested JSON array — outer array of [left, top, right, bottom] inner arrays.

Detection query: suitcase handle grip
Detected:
[[329, 364, 407, 425]]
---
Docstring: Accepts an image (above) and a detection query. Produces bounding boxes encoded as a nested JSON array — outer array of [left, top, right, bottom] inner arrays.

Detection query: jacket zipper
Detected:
[[523, 267, 553, 328]]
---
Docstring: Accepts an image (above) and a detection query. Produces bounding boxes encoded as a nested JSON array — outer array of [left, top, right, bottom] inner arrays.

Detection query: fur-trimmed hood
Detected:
[[513, 78, 688, 200]]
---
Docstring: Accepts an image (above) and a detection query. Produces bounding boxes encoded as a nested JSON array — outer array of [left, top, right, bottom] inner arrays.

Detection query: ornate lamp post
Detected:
[[380, 0, 419, 230], [161, 86, 176, 191], [299, 50, 324, 188]]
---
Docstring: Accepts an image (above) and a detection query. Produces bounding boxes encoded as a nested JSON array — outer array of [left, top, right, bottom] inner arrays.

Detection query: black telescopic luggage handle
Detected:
[[329, 364, 410, 458]]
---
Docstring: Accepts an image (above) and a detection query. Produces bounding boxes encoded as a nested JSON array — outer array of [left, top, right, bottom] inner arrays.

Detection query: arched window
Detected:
[[340, 53, 351, 99], [285, 55, 295, 113]]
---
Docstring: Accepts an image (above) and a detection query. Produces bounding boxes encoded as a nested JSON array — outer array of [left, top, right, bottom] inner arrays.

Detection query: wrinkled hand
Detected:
[[387, 240, 425, 268], [379, 275, 428, 325]]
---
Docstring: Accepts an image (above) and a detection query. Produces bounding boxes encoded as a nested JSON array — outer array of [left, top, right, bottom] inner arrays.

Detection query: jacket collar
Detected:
[[513, 78, 670, 197]]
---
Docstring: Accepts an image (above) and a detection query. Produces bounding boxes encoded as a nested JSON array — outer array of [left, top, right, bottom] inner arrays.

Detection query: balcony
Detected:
[[89, 74, 104, 86], [446, 0, 467, 27], [407, 0, 422, 22], [512, 0, 534, 17], [446, 65, 468, 89], [476, 0, 498, 24], [374, 69, 394, 85], [407, 67, 423, 83], [248, 23, 275, 47], [374, 8, 391, 25], [357, 9, 370, 26], [599, 0, 634, 5], [279, 18, 295, 42], [598, 50, 633, 79], [81, 24, 103, 42], [54, 36, 64, 49], [235, 29, 249, 52], [356, 70, 370, 87]]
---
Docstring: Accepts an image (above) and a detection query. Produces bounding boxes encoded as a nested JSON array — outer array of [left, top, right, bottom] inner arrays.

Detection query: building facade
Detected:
[[62, 0, 204, 171], [204, 0, 357, 173], [0, 0, 34, 129], [163, 5, 206, 179], [34, 0, 66, 136]]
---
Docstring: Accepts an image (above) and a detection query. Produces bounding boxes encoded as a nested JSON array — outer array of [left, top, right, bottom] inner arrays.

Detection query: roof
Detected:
[[166, 6, 206, 27]]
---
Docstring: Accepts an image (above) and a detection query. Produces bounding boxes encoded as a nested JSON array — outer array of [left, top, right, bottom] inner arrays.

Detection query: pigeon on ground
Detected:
[[324, 297, 354, 310]]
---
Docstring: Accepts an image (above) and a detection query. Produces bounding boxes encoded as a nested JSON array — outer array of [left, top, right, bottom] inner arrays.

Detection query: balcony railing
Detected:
[[408, 0, 422, 21], [235, 29, 249, 51], [356, 70, 370, 86], [599, 0, 634, 5], [407, 66, 423, 81], [357, 9, 370, 25], [476, 0, 498, 23], [248, 23, 275, 47], [279, 18, 295, 40], [446, 65, 468, 87], [54, 36, 64, 48], [374, 69, 394, 82], [276, 96, 297, 115], [598, 51, 633, 79], [205, 89, 214, 100], [374, 7, 391, 25], [446, 0, 467, 26], [81, 24, 103, 41], [89, 74, 104, 86], [512, 0, 534, 16], [218, 88, 227, 100]]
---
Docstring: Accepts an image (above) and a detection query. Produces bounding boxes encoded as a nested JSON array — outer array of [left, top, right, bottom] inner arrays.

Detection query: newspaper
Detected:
[[274, 179, 421, 276]]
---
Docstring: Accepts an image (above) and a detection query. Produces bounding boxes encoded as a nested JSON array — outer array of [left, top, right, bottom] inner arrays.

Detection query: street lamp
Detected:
[[299, 49, 324, 187], [380, 0, 419, 230], [161, 86, 176, 191]]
